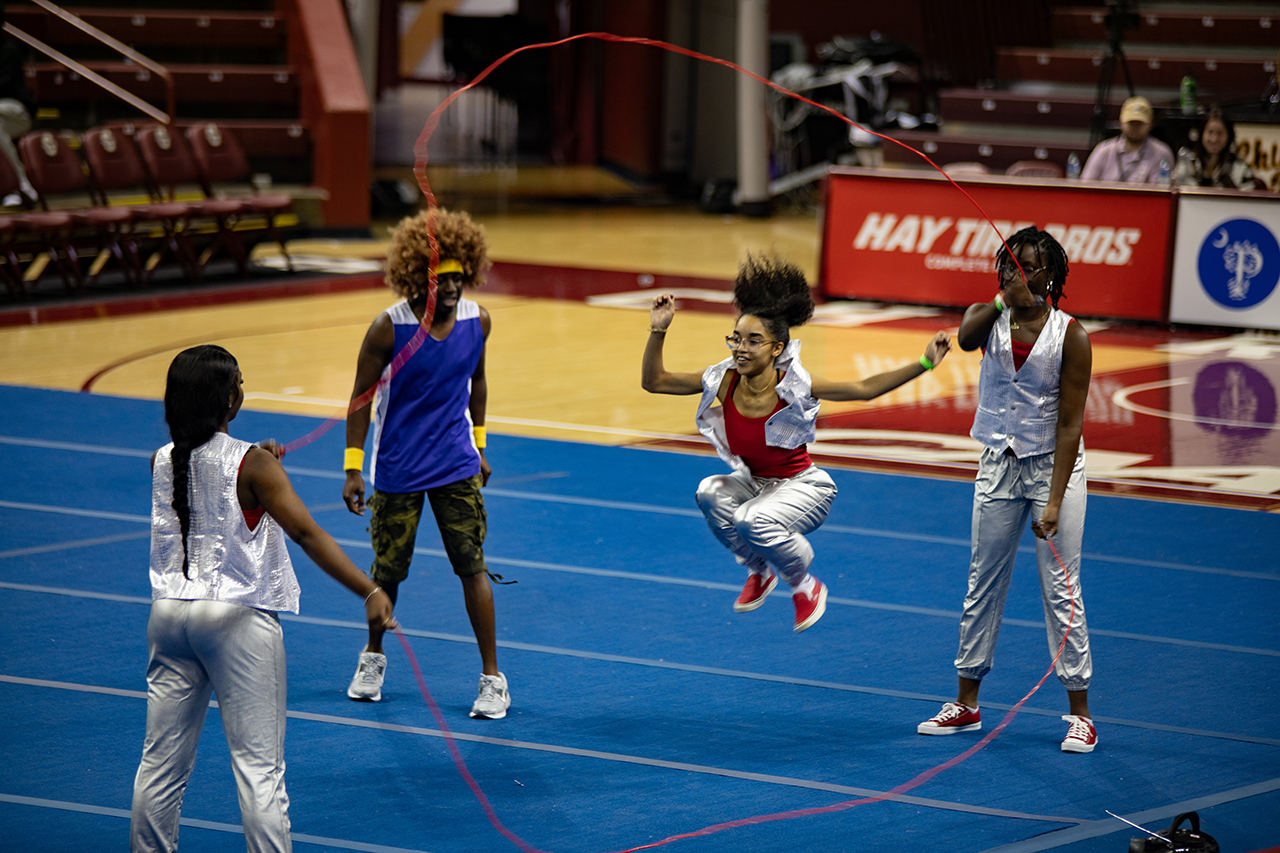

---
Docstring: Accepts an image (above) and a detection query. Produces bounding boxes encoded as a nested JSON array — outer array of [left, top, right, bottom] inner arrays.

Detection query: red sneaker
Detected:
[[1060, 715, 1097, 753], [792, 579, 827, 632], [734, 572, 778, 612], [917, 702, 982, 735]]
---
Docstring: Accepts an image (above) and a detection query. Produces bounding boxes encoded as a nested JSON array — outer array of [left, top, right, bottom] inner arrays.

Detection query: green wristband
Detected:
[[919, 354, 934, 371], [993, 293, 1006, 313]]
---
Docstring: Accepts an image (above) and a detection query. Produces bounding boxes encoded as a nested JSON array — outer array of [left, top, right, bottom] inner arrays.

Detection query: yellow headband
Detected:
[[432, 259, 464, 276]]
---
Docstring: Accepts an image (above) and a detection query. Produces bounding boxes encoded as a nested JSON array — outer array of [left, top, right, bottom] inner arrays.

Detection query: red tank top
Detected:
[[1010, 337, 1032, 371], [237, 454, 265, 531], [723, 373, 812, 478], [1007, 318, 1075, 370]]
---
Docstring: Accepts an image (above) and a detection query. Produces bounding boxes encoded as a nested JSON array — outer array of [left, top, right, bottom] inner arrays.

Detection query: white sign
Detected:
[[1236, 123, 1280, 193], [1169, 192, 1280, 330]]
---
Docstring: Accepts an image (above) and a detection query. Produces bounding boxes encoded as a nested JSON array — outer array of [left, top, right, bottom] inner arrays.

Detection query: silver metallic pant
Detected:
[[695, 465, 837, 587], [955, 448, 1091, 690], [131, 599, 292, 853]]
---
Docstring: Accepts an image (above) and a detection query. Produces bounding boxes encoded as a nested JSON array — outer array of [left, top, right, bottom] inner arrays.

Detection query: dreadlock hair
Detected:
[[995, 226, 1070, 309], [731, 254, 815, 346], [163, 345, 240, 578], [385, 207, 492, 304]]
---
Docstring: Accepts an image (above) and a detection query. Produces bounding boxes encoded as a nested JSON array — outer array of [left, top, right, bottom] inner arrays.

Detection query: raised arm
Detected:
[[641, 293, 705, 396], [958, 299, 1003, 351], [242, 447, 396, 630], [1033, 321, 1092, 539], [342, 314, 394, 515], [810, 331, 951, 401]]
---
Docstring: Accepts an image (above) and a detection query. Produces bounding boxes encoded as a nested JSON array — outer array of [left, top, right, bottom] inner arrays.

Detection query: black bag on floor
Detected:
[[1128, 812, 1219, 853]]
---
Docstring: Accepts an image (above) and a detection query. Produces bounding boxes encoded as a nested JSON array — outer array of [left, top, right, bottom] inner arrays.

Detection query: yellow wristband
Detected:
[[473, 425, 486, 449], [919, 354, 935, 371], [343, 447, 365, 471]]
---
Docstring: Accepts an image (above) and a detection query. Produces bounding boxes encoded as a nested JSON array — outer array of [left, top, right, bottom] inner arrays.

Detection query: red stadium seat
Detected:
[[134, 123, 251, 278], [184, 122, 293, 271], [81, 126, 202, 282], [18, 130, 140, 286]]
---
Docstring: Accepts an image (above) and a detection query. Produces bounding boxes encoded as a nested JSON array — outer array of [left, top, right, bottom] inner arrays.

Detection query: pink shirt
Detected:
[[1081, 135, 1174, 184]]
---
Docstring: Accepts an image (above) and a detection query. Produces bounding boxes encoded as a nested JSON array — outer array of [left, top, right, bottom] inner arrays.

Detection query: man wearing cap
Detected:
[[340, 207, 511, 720], [1081, 96, 1174, 184]]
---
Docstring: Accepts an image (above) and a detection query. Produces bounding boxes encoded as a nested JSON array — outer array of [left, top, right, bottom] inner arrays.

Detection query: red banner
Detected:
[[820, 168, 1175, 322]]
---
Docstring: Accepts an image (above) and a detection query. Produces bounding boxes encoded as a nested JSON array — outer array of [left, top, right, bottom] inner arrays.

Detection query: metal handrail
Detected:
[[6, 0, 175, 125]]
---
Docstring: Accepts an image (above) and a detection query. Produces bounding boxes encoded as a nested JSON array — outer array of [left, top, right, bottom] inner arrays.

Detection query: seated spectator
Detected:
[[1173, 109, 1258, 191], [1081, 96, 1174, 184], [0, 12, 36, 205]]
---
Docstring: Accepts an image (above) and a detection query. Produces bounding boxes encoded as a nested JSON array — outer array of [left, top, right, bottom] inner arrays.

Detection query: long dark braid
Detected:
[[163, 345, 240, 578], [995, 226, 1070, 308], [732, 254, 815, 345]]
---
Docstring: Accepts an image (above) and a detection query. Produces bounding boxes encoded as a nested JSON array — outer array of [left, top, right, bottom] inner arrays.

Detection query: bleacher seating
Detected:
[[4, 0, 367, 242], [80, 125, 203, 282], [883, 1, 1279, 175], [1051, 6, 1280, 49], [17, 130, 139, 287], [0, 0, 371, 297], [0, 148, 79, 295], [133, 123, 253, 279], [184, 122, 294, 273]]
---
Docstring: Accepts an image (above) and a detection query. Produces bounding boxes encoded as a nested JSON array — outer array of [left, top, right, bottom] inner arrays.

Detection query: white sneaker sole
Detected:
[[917, 721, 981, 735], [793, 583, 828, 633], [347, 686, 382, 702], [1061, 739, 1096, 753], [469, 698, 510, 719], [733, 575, 778, 612]]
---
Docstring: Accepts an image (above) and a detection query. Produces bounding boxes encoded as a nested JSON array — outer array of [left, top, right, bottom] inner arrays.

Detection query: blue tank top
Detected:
[[369, 298, 483, 492]]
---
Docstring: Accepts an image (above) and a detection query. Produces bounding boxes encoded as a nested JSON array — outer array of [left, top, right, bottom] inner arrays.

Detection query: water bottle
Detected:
[[1180, 74, 1197, 115], [1157, 157, 1171, 186], [1065, 152, 1081, 180], [1176, 146, 1195, 185]]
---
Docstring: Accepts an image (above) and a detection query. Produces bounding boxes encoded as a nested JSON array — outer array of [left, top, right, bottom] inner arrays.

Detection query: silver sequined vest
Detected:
[[150, 432, 300, 613], [971, 308, 1074, 458]]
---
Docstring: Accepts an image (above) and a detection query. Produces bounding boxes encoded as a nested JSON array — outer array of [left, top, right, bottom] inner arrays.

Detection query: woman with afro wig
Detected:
[[339, 208, 510, 720], [643, 255, 951, 633]]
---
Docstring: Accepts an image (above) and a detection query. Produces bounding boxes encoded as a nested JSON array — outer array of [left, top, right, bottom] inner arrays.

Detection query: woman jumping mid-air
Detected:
[[642, 255, 951, 633]]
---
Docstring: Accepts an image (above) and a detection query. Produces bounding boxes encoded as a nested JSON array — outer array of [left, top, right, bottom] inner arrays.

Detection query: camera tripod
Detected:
[[1089, 0, 1139, 148]]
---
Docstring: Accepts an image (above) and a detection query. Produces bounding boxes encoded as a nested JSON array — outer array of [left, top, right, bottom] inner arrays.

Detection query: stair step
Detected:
[[880, 127, 1092, 174], [1052, 5, 1280, 48], [7, 6, 285, 50], [28, 62, 298, 105], [995, 46, 1276, 94]]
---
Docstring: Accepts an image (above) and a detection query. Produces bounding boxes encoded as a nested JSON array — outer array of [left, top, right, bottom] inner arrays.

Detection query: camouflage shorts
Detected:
[[368, 475, 487, 582]]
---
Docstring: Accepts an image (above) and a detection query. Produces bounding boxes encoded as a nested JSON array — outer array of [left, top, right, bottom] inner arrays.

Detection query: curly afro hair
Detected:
[[732, 254, 815, 345], [385, 208, 493, 302]]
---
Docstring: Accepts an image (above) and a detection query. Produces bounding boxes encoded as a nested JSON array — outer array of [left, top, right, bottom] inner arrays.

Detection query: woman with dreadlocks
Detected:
[[643, 255, 951, 633], [917, 226, 1097, 754], [131, 345, 395, 853]]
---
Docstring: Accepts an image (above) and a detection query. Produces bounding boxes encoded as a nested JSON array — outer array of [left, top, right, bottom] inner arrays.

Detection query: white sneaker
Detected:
[[469, 672, 510, 719], [347, 651, 386, 702]]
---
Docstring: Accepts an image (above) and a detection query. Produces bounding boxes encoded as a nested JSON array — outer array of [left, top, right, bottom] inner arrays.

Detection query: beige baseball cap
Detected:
[[1119, 96, 1154, 124]]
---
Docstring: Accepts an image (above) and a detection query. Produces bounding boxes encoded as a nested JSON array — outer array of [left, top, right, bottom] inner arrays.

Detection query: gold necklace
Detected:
[[1009, 306, 1049, 331]]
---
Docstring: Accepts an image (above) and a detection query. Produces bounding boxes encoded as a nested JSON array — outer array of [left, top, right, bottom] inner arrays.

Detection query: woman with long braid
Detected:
[[131, 345, 396, 853], [917, 227, 1097, 753], [642, 255, 951, 632]]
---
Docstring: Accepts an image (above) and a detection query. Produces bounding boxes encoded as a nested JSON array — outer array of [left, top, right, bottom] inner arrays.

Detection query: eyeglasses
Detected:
[[725, 335, 777, 352], [999, 261, 1046, 280]]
